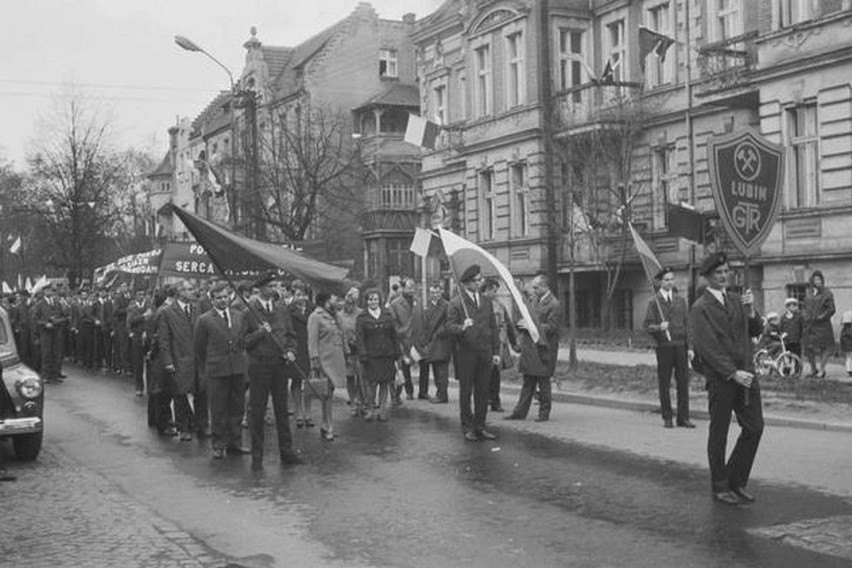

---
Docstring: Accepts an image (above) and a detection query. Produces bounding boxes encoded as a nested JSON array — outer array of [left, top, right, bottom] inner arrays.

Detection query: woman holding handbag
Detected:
[[356, 288, 401, 422], [307, 291, 348, 441]]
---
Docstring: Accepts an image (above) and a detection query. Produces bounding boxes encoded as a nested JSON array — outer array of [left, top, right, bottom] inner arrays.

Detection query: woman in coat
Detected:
[[356, 288, 400, 422], [307, 291, 348, 441], [336, 287, 363, 415], [287, 281, 314, 428], [802, 270, 836, 378]]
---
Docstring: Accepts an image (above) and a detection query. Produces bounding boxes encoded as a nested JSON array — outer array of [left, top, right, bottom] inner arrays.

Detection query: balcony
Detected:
[[695, 31, 759, 107], [553, 82, 643, 134], [361, 183, 421, 234]]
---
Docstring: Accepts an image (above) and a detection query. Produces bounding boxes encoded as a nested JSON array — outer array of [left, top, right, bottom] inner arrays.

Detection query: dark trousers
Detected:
[[655, 344, 690, 423], [456, 350, 492, 433], [173, 394, 194, 433], [249, 360, 292, 460], [148, 392, 173, 430], [512, 375, 552, 419], [707, 377, 764, 492], [39, 329, 62, 381], [80, 325, 93, 367], [208, 373, 244, 451], [489, 366, 502, 408], [130, 337, 145, 391], [419, 360, 449, 401], [193, 381, 209, 432]]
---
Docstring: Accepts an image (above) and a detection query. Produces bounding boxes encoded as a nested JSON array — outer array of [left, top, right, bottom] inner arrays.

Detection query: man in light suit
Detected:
[[159, 279, 204, 441], [195, 282, 248, 459], [389, 277, 420, 401], [447, 265, 500, 441], [644, 267, 694, 429], [690, 252, 763, 506]]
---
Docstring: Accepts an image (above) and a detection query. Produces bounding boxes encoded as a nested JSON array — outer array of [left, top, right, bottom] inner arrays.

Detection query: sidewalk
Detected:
[[534, 346, 852, 433]]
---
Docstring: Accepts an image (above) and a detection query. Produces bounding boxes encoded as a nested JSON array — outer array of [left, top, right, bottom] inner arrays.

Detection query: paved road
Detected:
[[2, 365, 852, 567]]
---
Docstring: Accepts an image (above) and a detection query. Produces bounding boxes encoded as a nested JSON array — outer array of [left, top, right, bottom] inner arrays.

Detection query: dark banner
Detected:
[[159, 242, 219, 278]]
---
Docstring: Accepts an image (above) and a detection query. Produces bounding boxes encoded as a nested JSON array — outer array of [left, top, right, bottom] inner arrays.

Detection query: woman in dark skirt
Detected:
[[802, 270, 836, 378], [356, 288, 400, 422]]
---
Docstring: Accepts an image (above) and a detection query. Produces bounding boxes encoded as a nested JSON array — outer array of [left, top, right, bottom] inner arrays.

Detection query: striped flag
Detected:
[[404, 114, 441, 149], [629, 223, 662, 284], [9, 236, 21, 254], [206, 162, 224, 195]]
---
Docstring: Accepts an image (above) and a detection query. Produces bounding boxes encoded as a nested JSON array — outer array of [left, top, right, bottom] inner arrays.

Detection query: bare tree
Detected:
[[26, 91, 131, 286], [250, 103, 366, 248], [554, 88, 650, 331]]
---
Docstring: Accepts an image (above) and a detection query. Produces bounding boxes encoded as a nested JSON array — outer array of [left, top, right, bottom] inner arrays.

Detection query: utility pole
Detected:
[[539, 0, 559, 290]]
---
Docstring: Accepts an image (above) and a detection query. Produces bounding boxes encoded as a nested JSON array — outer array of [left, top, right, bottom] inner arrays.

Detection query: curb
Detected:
[[496, 382, 852, 435]]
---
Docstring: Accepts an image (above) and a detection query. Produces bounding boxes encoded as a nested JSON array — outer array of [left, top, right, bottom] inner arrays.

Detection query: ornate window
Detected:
[[786, 103, 820, 209], [709, 0, 742, 42], [776, 0, 815, 28], [480, 169, 495, 240], [558, 28, 586, 102], [652, 146, 674, 230], [475, 44, 492, 117], [510, 162, 529, 237], [505, 31, 525, 108], [645, 2, 674, 87]]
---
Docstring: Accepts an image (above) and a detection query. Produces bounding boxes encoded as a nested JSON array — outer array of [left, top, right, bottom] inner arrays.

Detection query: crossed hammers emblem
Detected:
[[736, 146, 758, 176]]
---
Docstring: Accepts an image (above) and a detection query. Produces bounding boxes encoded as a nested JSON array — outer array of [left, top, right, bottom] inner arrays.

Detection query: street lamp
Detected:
[[174, 34, 238, 227]]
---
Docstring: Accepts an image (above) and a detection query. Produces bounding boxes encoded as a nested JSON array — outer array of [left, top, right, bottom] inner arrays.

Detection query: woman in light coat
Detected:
[[307, 291, 347, 441]]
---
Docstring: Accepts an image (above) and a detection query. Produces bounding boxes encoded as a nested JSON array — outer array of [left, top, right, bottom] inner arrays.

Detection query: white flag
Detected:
[[1, 281, 12, 294], [9, 236, 21, 254], [409, 227, 432, 257]]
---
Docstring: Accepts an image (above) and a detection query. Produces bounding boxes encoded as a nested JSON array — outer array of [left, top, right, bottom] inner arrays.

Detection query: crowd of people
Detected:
[[1, 266, 561, 470]]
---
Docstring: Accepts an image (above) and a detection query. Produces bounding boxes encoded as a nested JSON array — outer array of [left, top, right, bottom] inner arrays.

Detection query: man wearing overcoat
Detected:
[[32, 284, 66, 383], [415, 282, 452, 403], [446, 265, 500, 441], [690, 252, 763, 506], [389, 277, 420, 401], [643, 267, 694, 429]]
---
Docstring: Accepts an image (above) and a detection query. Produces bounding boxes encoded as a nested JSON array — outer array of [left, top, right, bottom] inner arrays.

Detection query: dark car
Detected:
[[0, 306, 44, 460]]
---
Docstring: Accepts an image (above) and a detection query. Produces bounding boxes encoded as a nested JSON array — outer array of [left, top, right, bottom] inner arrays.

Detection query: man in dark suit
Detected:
[[505, 274, 561, 422], [416, 281, 452, 403], [126, 289, 148, 396], [447, 265, 500, 441], [644, 267, 694, 429], [690, 252, 763, 506], [195, 282, 248, 459], [159, 279, 203, 441], [32, 284, 67, 384], [242, 273, 301, 469]]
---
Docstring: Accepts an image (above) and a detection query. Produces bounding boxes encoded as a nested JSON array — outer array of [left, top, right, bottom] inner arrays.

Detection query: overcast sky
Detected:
[[0, 0, 443, 169]]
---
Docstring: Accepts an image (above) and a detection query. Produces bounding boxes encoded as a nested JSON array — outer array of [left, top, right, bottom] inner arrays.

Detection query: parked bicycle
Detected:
[[754, 332, 803, 380]]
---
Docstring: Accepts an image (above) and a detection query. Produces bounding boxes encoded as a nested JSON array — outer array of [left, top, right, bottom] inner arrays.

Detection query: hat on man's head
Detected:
[[654, 266, 673, 280], [254, 271, 279, 289], [699, 252, 727, 276], [459, 264, 481, 283]]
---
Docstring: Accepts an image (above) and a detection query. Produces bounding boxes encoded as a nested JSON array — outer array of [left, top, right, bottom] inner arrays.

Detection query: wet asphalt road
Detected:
[[5, 365, 852, 568]]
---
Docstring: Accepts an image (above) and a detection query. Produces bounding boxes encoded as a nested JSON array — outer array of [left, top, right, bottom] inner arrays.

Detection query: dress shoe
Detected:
[[211, 448, 226, 459], [503, 414, 523, 421], [363, 411, 374, 422], [431, 398, 448, 404], [713, 490, 744, 506], [179, 431, 192, 442], [227, 446, 251, 456], [534, 416, 549, 422], [159, 426, 178, 437], [295, 418, 305, 428], [730, 486, 755, 503], [320, 428, 335, 441], [677, 420, 696, 429], [59, 373, 68, 378], [478, 429, 497, 440], [464, 431, 480, 442], [417, 394, 430, 400], [279, 451, 304, 466], [664, 419, 674, 429], [491, 406, 504, 412], [304, 418, 316, 428]]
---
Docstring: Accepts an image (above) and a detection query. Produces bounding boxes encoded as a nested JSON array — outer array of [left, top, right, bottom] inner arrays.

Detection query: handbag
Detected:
[[305, 368, 331, 400]]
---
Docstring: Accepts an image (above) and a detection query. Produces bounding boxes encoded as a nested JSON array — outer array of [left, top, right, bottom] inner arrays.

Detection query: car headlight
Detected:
[[16, 377, 43, 400]]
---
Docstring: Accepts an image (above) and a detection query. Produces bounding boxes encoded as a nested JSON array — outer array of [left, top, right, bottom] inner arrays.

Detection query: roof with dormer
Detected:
[[353, 83, 420, 112]]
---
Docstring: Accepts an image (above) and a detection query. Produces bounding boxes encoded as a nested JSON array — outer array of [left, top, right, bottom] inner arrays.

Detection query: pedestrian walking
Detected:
[[356, 288, 400, 422], [643, 267, 694, 429], [481, 277, 516, 413], [337, 287, 364, 415], [779, 298, 803, 357], [690, 252, 763, 506], [415, 281, 452, 404], [159, 279, 204, 441], [446, 265, 501, 441], [389, 277, 420, 401], [241, 273, 302, 470], [505, 274, 561, 422], [195, 282, 248, 459], [840, 311, 852, 377], [802, 270, 836, 378], [287, 280, 315, 428], [307, 291, 347, 441]]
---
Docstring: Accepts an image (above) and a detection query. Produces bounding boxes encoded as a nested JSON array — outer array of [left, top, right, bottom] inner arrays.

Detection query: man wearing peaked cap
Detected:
[[643, 266, 693, 429], [459, 264, 481, 284], [689, 251, 764, 506]]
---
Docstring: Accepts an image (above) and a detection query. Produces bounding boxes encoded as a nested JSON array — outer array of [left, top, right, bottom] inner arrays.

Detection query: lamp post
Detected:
[[174, 34, 239, 229]]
